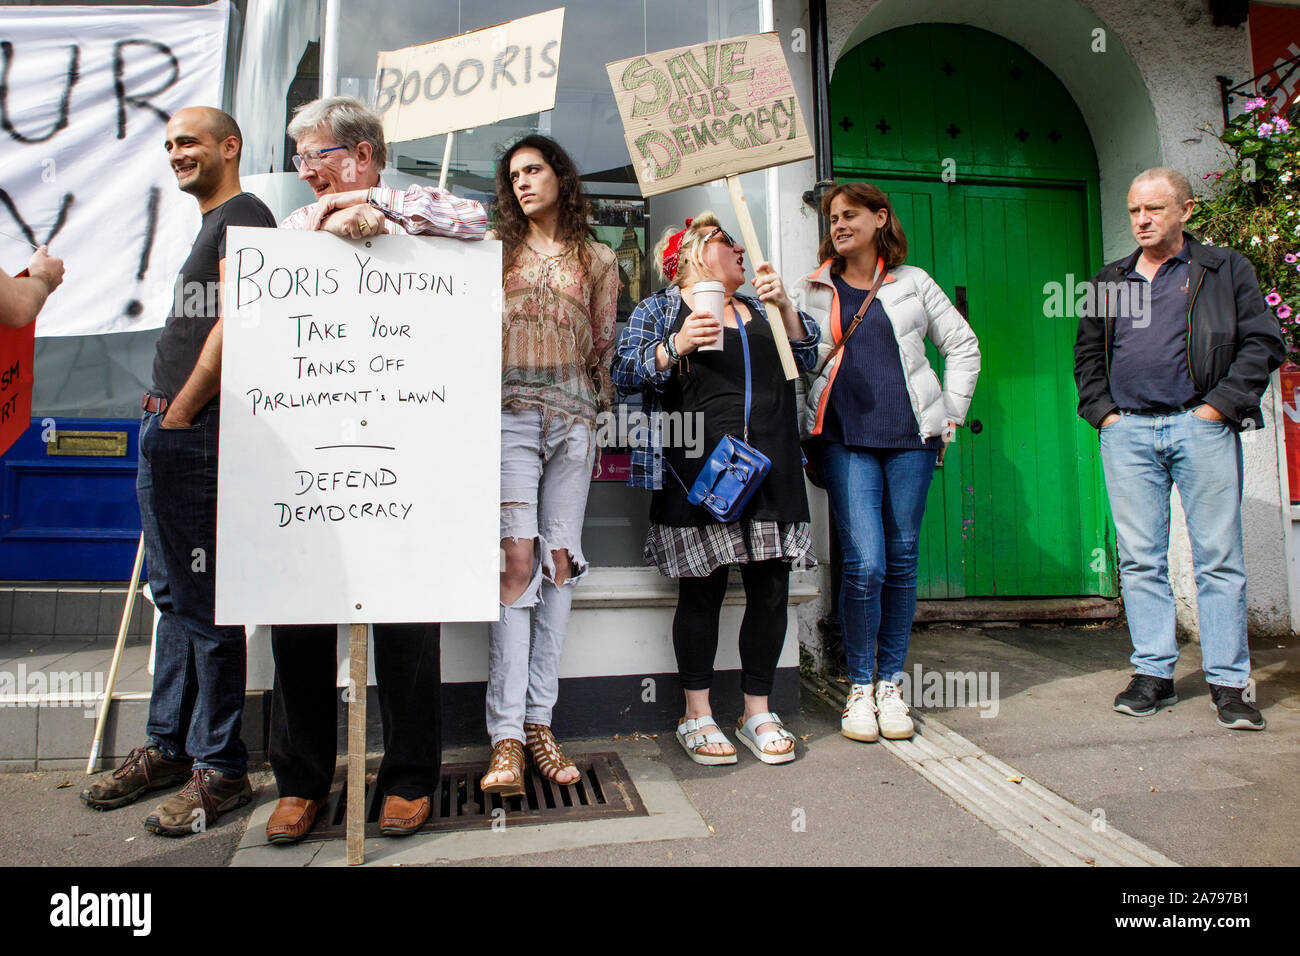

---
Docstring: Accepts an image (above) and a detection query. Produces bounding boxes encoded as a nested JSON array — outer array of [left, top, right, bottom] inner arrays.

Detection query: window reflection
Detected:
[[246, 0, 767, 565]]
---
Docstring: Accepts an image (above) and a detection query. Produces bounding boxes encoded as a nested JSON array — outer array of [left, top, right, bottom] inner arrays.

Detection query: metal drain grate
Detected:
[[310, 751, 648, 838]]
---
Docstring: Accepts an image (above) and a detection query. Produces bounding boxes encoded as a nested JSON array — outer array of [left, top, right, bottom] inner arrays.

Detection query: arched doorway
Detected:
[[831, 23, 1115, 599]]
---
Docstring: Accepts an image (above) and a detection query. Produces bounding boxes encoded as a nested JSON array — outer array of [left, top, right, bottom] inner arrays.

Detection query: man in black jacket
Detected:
[[1074, 166, 1283, 731]]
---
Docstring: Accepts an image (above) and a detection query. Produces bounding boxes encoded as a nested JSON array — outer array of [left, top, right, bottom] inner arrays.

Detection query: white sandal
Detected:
[[735, 711, 797, 764], [676, 715, 738, 765]]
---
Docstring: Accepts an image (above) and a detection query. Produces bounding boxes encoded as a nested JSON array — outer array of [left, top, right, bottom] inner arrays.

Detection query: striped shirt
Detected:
[[280, 182, 487, 238]]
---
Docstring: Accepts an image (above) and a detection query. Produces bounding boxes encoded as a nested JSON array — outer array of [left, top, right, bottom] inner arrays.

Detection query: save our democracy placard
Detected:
[[214, 227, 501, 627], [606, 32, 814, 197], [374, 7, 565, 143]]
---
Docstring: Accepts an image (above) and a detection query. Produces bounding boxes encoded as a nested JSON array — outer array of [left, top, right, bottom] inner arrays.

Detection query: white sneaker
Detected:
[[875, 680, 914, 739], [841, 683, 878, 742]]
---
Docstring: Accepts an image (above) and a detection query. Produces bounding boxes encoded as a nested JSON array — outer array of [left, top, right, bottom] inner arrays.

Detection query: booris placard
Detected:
[[375, 7, 564, 143], [606, 32, 813, 197]]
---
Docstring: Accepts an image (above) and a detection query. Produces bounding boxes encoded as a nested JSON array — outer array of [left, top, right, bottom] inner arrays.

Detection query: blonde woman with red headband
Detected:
[[612, 213, 820, 765]]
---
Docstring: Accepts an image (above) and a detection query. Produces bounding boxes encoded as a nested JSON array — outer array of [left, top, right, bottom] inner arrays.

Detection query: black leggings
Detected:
[[672, 559, 790, 696]]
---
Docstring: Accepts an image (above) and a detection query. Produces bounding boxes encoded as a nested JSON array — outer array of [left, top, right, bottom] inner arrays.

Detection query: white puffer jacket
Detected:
[[795, 260, 980, 441]]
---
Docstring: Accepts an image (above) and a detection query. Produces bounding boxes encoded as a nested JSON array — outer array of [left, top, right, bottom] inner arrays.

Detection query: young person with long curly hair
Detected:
[[479, 135, 620, 795]]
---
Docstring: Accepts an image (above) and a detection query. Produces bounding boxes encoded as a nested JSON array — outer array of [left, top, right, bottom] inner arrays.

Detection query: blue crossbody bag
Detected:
[[665, 316, 771, 522]]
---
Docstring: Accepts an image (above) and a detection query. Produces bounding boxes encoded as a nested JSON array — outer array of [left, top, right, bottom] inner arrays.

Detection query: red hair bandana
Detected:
[[661, 218, 693, 281]]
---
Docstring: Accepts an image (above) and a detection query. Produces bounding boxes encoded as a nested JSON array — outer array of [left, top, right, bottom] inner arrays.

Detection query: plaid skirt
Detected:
[[644, 520, 816, 578]]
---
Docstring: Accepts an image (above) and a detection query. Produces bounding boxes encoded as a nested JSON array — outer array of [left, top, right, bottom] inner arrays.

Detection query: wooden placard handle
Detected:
[[346, 622, 368, 865], [726, 175, 797, 381], [438, 132, 454, 190], [86, 533, 145, 774]]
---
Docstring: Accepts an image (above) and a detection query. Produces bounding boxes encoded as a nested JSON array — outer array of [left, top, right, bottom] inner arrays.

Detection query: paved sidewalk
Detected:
[[0, 620, 1293, 867], [896, 621, 1299, 867]]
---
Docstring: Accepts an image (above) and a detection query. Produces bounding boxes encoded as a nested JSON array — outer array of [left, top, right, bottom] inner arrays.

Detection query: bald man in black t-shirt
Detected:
[[82, 107, 275, 837]]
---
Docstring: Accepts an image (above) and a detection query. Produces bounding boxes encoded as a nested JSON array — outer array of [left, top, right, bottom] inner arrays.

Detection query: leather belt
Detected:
[[141, 393, 169, 414]]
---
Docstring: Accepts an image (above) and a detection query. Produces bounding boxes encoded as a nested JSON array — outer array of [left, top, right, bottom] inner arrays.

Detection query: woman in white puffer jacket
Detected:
[[795, 182, 979, 743]]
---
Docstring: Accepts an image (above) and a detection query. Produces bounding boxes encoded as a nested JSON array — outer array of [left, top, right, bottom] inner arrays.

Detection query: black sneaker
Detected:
[[1113, 674, 1177, 716], [1209, 684, 1265, 731]]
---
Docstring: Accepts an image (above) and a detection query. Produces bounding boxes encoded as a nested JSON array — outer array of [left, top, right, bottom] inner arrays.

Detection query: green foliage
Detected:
[[1189, 98, 1299, 361]]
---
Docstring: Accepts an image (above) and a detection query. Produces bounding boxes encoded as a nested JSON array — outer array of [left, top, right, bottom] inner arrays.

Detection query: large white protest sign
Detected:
[[606, 32, 813, 198], [374, 7, 564, 143], [0, 3, 228, 336], [215, 227, 501, 626]]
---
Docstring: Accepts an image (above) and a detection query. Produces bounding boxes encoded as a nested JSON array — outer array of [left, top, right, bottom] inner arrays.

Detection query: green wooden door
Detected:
[[831, 24, 1116, 598]]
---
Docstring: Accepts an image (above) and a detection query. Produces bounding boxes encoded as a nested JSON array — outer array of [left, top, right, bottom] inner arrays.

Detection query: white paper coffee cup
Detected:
[[691, 280, 725, 352]]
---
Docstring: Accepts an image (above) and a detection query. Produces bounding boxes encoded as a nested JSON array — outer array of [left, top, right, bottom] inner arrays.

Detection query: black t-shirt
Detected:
[[151, 192, 276, 402], [651, 298, 809, 527]]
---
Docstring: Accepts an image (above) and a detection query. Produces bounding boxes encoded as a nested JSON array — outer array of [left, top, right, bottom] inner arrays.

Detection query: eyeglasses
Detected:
[[704, 226, 738, 249], [291, 146, 347, 171]]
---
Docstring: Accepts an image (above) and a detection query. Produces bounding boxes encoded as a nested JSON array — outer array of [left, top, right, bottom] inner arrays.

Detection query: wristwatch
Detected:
[[664, 331, 681, 365]]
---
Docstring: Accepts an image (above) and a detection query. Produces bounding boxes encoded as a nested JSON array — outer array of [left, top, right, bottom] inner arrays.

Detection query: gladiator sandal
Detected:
[[480, 739, 526, 798], [524, 723, 580, 785]]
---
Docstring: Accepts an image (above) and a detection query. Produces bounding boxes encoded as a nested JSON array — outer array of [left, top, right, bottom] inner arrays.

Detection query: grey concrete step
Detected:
[[0, 583, 154, 643], [0, 641, 266, 771]]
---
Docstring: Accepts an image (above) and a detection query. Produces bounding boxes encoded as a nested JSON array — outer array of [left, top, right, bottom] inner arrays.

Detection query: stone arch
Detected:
[[829, 0, 1161, 257]]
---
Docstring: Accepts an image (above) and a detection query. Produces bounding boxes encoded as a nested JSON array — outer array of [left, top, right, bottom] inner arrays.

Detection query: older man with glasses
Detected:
[[264, 96, 486, 845]]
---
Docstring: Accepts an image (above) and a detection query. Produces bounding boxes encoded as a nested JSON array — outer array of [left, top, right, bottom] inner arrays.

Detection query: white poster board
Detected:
[[0, 2, 228, 336], [215, 227, 501, 626], [374, 7, 564, 143]]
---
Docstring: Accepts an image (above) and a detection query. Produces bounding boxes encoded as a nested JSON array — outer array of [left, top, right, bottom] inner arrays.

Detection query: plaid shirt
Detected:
[[280, 181, 487, 238], [611, 285, 820, 489]]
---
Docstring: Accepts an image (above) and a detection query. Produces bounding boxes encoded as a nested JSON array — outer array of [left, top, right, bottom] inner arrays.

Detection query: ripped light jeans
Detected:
[[487, 408, 593, 744]]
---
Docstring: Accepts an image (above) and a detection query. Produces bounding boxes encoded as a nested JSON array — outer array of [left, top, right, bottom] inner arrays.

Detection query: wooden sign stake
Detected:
[[437, 132, 454, 190], [726, 175, 797, 381], [346, 622, 368, 865], [86, 533, 145, 774]]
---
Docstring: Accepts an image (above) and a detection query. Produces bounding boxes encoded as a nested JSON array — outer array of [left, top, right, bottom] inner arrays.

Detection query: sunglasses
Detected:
[[703, 226, 739, 249]]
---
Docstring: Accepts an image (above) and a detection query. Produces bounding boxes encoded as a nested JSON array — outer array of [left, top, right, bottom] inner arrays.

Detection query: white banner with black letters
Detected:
[[215, 226, 502, 626], [0, 2, 228, 336]]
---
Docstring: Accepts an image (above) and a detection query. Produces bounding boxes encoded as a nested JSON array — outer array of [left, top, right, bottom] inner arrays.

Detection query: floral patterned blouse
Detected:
[[501, 239, 620, 429]]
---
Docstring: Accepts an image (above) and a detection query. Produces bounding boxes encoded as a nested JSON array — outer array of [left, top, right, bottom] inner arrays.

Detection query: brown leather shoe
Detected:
[[379, 794, 431, 836], [82, 745, 193, 810], [266, 796, 325, 845], [143, 768, 253, 837]]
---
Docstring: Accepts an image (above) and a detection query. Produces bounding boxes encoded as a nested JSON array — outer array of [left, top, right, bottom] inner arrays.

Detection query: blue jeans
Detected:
[[1099, 409, 1250, 687], [137, 402, 248, 776], [487, 409, 593, 744], [823, 444, 936, 685]]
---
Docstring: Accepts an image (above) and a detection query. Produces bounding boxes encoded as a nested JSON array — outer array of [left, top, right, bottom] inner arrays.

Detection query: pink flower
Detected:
[[1259, 122, 1276, 137], [1267, 291, 1283, 305], [1280, 304, 1294, 320], [1245, 96, 1269, 112], [1278, 118, 1292, 134], [1203, 172, 1212, 179], [1288, 254, 1299, 263]]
